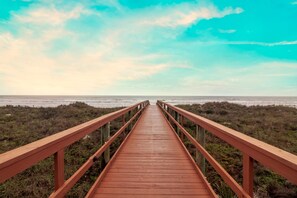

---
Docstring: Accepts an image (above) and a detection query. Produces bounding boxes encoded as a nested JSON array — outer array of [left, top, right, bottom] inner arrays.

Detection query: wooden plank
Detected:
[[94, 195, 211, 198], [100, 182, 203, 189], [108, 169, 196, 174], [95, 188, 209, 195], [110, 164, 194, 170], [103, 177, 202, 183], [90, 105, 215, 197], [113, 160, 190, 164], [114, 159, 190, 163], [104, 172, 200, 177]]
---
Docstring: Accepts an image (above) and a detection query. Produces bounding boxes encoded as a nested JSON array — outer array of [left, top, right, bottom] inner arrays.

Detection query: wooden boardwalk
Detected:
[[91, 105, 215, 198], [2, 100, 296, 198]]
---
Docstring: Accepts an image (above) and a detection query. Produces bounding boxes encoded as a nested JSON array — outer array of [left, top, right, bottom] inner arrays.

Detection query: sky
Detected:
[[0, 0, 296, 96]]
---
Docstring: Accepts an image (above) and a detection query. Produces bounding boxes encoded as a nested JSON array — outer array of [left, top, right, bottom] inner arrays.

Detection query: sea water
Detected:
[[0, 95, 296, 108]]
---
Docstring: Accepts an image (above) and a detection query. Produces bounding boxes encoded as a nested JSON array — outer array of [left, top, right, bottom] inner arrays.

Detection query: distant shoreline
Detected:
[[0, 95, 296, 108]]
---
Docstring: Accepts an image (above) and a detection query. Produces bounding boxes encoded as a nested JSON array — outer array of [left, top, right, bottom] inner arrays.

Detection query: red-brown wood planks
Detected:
[[90, 105, 216, 197]]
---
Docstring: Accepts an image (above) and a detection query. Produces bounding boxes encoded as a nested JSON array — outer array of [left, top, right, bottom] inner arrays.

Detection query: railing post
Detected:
[[128, 111, 131, 131], [54, 149, 64, 190], [175, 112, 180, 136], [165, 105, 169, 119], [122, 114, 125, 126], [180, 115, 184, 141], [243, 153, 254, 197], [103, 122, 111, 164], [196, 125, 205, 174], [170, 109, 173, 123]]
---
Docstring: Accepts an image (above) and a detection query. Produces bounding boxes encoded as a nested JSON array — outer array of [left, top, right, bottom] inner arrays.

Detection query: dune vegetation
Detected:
[[177, 102, 297, 198], [0, 102, 296, 197], [0, 102, 125, 197]]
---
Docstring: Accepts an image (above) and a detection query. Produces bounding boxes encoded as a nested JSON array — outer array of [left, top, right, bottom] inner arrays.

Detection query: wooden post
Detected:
[[195, 125, 199, 165], [122, 114, 125, 126], [100, 126, 104, 167], [122, 114, 127, 135], [128, 111, 131, 131], [196, 125, 205, 174], [139, 104, 142, 116], [180, 116, 184, 141], [176, 112, 180, 136], [165, 106, 168, 118], [170, 109, 173, 124], [243, 153, 254, 197], [104, 122, 111, 164], [54, 149, 64, 190], [165, 106, 169, 120]]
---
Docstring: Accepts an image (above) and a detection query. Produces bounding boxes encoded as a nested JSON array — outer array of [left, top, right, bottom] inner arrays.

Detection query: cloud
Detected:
[[13, 6, 88, 25], [224, 40, 297, 46], [0, 2, 171, 94], [292, 1, 297, 5], [192, 40, 297, 46], [139, 4, 243, 27], [179, 61, 297, 96], [2, 0, 294, 96], [218, 29, 236, 34], [0, 31, 168, 94]]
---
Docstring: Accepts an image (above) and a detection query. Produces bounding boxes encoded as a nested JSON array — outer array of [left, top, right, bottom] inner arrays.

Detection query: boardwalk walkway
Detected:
[[1, 100, 296, 197], [91, 105, 214, 198]]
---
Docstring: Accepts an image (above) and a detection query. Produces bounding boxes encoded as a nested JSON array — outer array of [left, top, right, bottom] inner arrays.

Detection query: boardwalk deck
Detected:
[[91, 105, 215, 198]]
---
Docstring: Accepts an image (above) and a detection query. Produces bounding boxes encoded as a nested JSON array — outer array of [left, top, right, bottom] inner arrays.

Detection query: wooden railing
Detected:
[[0, 100, 149, 197], [157, 100, 297, 198]]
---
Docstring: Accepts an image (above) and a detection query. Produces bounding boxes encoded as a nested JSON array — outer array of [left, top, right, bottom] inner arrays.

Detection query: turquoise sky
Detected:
[[0, 0, 296, 96]]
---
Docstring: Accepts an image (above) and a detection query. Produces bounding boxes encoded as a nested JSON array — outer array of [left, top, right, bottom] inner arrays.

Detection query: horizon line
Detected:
[[0, 95, 296, 97]]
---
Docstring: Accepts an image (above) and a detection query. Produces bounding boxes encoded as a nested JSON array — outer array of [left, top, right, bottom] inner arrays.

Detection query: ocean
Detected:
[[0, 95, 296, 108]]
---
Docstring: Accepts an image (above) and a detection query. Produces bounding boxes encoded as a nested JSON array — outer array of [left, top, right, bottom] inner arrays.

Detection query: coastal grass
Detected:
[[0, 102, 297, 197], [0, 102, 123, 197], [177, 102, 297, 198]]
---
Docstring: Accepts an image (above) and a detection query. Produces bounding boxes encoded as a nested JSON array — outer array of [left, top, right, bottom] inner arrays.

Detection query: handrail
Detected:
[[157, 100, 297, 198], [85, 106, 145, 198], [0, 100, 149, 197]]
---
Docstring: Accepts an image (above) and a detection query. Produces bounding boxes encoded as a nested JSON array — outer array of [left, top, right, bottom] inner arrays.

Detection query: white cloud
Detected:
[[192, 40, 297, 46], [0, 31, 168, 94], [5, 0, 293, 96], [138, 4, 243, 28], [225, 40, 297, 46], [0, 3, 170, 95], [179, 61, 297, 96], [13, 6, 88, 25], [292, 1, 297, 5], [218, 29, 236, 34]]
